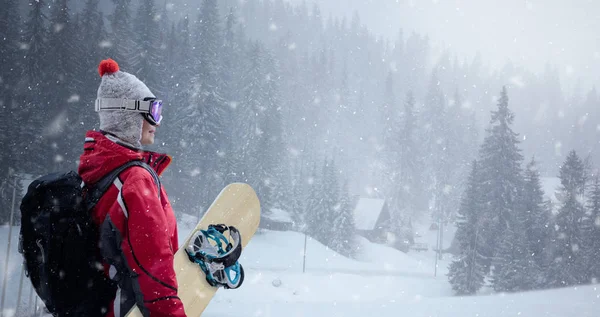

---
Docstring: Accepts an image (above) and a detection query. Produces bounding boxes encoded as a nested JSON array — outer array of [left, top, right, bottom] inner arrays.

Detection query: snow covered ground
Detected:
[[2, 217, 600, 317]]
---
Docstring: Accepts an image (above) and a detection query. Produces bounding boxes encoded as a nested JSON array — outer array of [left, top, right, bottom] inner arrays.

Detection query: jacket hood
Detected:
[[78, 130, 172, 185]]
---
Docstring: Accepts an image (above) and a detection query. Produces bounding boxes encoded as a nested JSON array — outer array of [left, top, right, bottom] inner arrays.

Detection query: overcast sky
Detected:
[[289, 0, 600, 93]]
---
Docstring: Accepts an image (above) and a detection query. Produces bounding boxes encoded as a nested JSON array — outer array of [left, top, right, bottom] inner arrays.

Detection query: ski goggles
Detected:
[[95, 97, 163, 125]]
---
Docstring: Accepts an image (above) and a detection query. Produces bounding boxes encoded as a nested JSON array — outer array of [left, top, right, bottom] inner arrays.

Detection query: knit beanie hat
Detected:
[[96, 59, 155, 148]]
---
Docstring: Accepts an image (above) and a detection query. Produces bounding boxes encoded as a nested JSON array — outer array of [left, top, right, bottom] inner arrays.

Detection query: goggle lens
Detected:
[[149, 100, 163, 125]]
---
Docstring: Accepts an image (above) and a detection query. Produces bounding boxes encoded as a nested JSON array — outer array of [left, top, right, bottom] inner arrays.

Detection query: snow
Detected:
[[204, 283, 600, 317], [265, 208, 293, 223], [229, 230, 431, 276], [353, 198, 386, 230], [2, 222, 599, 317], [541, 176, 562, 206]]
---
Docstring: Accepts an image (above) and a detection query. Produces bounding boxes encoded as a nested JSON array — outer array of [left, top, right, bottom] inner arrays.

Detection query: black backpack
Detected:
[[19, 160, 159, 317]]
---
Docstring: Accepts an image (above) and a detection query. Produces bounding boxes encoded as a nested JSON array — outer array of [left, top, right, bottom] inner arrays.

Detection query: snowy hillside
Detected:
[[205, 281, 600, 317], [2, 222, 600, 317]]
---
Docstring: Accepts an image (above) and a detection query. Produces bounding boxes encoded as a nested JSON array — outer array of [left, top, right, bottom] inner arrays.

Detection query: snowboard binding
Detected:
[[185, 224, 245, 289]]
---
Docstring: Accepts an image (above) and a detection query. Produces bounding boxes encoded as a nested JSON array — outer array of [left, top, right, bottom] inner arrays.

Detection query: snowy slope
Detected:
[[3, 223, 600, 317], [205, 281, 600, 317], [233, 230, 432, 276]]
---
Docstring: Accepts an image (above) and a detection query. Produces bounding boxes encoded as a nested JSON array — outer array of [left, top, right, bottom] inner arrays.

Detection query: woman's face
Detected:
[[141, 119, 158, 145]]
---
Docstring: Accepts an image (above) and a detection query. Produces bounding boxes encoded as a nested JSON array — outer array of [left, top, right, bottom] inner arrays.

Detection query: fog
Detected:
[[2, 0, 600, 315], [289, 0, 600, 93]]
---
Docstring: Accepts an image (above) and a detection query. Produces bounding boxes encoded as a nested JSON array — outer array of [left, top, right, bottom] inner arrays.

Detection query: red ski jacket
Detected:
[[78, 130, 186, 317]]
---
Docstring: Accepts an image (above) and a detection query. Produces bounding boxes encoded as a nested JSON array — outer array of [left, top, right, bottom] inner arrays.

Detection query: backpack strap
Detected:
[[86, 160, 161, 211]]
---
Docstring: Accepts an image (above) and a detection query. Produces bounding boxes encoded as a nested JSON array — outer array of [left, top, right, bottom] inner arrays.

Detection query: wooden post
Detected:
[[16, 265, 25, 315], [302, 232, 307, 273]]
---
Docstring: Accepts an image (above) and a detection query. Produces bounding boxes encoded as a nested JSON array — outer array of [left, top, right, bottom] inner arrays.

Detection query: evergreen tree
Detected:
[[175, 0, 227, 214], [221, 8, 244, 184], [584, 175, 600, 282], [443, 89, 476, 222], [491, 220, 536, 292], [547, 150, 588, 287], [478, 86, 524, 271], [260, 49, 289, 210], [238, 42, 267, 183], [164, 15, 193, 153], [71, 0, 109, 161], [290, 161, 309, 230], [380, 71, 403, 233], [331, 179, 357, 257], [133, 0, 164, 96], [421, 70, 449, 224], [304, 159, 346, 247], [322, 159, 340, 232], [0, 0, 21, 107], [250, 47, 286, 211], [79, 0, 107, 96], [20, 0, 51, 173], [192, 0, 227, 208], [0, 0, 22, 218], [522, 157, 553, 286], [110, 0, 135, 70], [399, 91, 427, 213], [560, 150, 586, 197], [47, 0, 81, 168], [447, 161, 488, 295], [304, 163, 328, 241]]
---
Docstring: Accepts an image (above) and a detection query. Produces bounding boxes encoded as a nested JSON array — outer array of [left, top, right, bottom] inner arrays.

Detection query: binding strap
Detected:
[[185, 225, 245, 289]]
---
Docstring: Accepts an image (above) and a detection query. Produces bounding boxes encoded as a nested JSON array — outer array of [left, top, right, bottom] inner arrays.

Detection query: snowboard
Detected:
[[125, 183, 261, 317]]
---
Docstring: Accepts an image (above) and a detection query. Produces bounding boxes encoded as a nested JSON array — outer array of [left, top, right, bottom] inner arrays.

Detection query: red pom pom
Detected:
[[98, 58, 119, 77]]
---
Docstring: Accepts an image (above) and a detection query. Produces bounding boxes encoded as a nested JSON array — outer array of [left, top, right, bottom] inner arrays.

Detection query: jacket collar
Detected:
[[79, 130, 172, 185]]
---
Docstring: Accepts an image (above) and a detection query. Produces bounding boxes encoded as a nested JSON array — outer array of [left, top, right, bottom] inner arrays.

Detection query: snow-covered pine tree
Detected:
[[109, 0, 135, 70], [493, 158, 540, 292], [20, 0, 52, 174], [447, 160, 489, 295], [176, 0, 227, 213], [547, 150, 588, 287], [491, 218, 536, 292], [421, 70, 449, 223], [289, 172, 306, 229], [251, 47, 286, 211], [238, 42, 267, 184], [380, 71, 397, 150], [49, 0, 84, 168], [522, 157, 553, 287], [164, 15, 193, 153], [477, 86, 524, 272], [380, 71, 404, 233], [399, 90, 427, 213], [442, 89, 476, 222], [560, 150, 587, 198], [261, 48, 291, 210], [331, 179, 357, 257], [0, 0, 21, 106], [320, 159, 340, 244], [304, 162, 328, 241], [133, 0, 165, 96], [162, 21, 178, 109], [0, 0, 21, 200], [584, 175, 600, 283], [71, 0, 109, 160], [221, 8, 244, 184]]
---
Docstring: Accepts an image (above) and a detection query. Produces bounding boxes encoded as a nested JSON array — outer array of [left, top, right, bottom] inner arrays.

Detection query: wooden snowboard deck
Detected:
[[126, 183, 261, 317]]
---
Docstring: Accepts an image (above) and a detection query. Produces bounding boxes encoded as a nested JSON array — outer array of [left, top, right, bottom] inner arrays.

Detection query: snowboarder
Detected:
[[78, 58, 186, 317]]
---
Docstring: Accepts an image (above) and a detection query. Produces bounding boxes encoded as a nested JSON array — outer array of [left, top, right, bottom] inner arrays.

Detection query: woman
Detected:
[[78, 59, 186, 317]]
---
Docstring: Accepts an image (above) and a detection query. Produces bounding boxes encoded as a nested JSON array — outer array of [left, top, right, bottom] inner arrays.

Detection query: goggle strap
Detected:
[[95, 98, 151, 112]]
